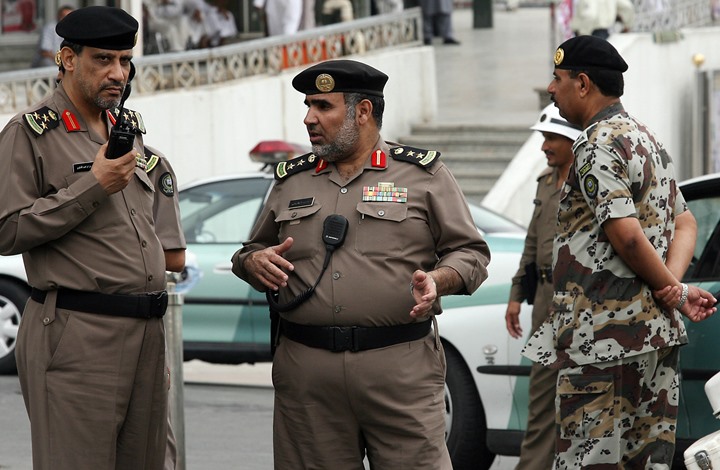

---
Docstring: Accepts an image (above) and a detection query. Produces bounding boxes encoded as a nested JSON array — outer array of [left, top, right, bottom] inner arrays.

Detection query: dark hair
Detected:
[[57, 40, 83, 73], [344, 93, 385, 130], [570, 69, 624, 97]]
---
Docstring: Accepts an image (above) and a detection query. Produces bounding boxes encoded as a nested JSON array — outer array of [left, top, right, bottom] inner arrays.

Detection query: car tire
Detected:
[[0, 279, 28, 375], [444, 342, 495, 470]]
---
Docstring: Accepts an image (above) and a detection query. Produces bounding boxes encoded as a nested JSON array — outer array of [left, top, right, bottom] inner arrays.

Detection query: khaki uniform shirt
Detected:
[[523, 102, 688, 369], [509, 167, 561, 334], [145, 145, 186, 252], [0, 84, 167, 294], [233, 139, 490, 327]]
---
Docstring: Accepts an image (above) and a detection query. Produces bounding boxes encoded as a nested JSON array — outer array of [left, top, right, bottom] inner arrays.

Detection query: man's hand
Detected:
[[680, 285, 717, 322], [243, 237, 295, 291], [652, 284, 681, 312], [91, 144, 137, 195], [409, 270, 437, 319], [505, 300, 523, 339], [654, 283, 717, 322]]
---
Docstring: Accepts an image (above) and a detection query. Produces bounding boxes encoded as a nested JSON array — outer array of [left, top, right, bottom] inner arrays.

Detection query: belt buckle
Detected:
[[147, 291, 168, 318], [330, 326, 357, 352]]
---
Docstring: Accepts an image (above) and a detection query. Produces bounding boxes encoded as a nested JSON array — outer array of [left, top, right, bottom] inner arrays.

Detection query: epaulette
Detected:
[[23, 106, 60, 136], [537, 166, 553, 181], [274, 152, 322, 180], [107, 107, 147, 134], [143, 146, 161, 173], [389, 145, 440, 168]]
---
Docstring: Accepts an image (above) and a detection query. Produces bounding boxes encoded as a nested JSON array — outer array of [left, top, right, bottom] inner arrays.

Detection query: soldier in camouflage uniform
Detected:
[[522, 35, 717, 469]]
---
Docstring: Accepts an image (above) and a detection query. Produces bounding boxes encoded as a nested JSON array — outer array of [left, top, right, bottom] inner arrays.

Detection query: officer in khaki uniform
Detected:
[[505, 104, 580, 470], [0, 7, 180, 469], [232, 59, 490, 469], [523, 36, 716, 468]]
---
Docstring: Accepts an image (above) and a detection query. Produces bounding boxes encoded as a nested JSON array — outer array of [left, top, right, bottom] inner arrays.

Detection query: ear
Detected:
[[58, 47, 76, 72], [577, 73, 592, 97], [355, 99, 373, 125]]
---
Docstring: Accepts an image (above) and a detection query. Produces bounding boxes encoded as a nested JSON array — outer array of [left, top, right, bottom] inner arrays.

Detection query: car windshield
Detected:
[[468, 204, 526, 234], [179, 177, 272, 244]]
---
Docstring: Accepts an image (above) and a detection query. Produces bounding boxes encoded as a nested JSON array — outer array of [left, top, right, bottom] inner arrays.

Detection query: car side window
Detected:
[[684, 196, 720, 281], [180, 178, 272, 244]]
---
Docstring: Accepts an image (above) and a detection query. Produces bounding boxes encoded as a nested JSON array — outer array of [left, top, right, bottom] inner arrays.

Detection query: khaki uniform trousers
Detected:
[[272, 332, 452, 470], [15, 293, 168, 470], [516, 279, 557, 470]]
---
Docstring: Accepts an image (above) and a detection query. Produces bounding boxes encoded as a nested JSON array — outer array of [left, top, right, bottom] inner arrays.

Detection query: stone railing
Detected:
[[0, 8, 421, 114], [632, 0, 714, 32]]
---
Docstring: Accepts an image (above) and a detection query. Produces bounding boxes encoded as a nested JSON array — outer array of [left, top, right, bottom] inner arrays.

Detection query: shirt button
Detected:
[[332, 272, 341, 280], [334, 305, 342, 313], [378, 210, 385, 217], [92, 201, 100, 208], [141, 240, 147, 247], [148, 275, 154, 282], [340, 188, 348, 194], [130, 208, 136, 216], [42, 317, 51, 325], [291, 212, 297, 218]]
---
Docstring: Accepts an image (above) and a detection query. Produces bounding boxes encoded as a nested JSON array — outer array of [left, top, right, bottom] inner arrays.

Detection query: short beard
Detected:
[[312, 108, 360, 162], [94, 83, 123, 109]]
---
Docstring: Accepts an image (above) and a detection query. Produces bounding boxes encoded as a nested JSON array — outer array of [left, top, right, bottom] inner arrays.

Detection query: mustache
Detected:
[[99, 81, 124, 91]]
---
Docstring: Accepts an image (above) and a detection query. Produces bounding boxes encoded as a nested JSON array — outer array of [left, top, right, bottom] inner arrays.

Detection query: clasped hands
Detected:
[[653, 283, 717, 322]]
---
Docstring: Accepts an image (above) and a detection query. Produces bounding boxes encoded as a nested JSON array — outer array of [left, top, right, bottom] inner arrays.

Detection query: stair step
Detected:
[[399, 120, 531, 206], [411, 123, 530, 135], [446, 166, 506, 178], [399, 133, 528, 148]]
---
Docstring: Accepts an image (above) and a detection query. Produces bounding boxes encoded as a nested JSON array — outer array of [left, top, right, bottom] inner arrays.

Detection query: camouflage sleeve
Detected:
[[575, 143, 635, 226], [675, 186, 688, 214]]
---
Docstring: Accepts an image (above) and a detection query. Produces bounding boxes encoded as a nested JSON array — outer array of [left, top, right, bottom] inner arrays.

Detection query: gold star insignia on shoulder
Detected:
[[23, 106, 60, 136], [389, 146, 441, 169], [274, 152, 317, 181]]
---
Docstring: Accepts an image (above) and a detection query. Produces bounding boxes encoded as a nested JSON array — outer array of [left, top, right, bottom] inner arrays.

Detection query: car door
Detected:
[[676, 175, 720, 443], [179, 174, 275, 364]]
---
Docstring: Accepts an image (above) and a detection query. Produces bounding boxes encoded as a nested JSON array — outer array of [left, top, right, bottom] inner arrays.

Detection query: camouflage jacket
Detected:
[[523, 102, 688, 368]]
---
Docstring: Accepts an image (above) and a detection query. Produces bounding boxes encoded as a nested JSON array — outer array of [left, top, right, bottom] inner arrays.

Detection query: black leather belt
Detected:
[[31, 287, 168, 319], [280, 319, 432, 353], [537, 266, 553, 283]]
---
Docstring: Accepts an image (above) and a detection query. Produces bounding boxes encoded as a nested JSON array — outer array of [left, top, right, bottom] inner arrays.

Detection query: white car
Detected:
[[0, 172, 529, 469]]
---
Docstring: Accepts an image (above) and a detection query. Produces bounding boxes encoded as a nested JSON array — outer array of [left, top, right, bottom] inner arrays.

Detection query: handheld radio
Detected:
[[105, 84, 135, 159]]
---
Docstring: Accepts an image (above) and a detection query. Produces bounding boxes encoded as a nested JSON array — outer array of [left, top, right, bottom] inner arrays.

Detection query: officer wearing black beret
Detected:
[[233, 58, 490, 469], [2, 5, 181, 469], [523, 33, 715, 469]]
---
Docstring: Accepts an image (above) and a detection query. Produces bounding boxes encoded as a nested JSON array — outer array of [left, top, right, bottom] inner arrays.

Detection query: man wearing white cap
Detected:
[[505, 103, 581, 470]]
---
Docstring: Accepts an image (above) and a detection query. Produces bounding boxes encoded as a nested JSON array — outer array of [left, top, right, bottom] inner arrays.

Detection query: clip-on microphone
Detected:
[[266, 214, 349, 312]]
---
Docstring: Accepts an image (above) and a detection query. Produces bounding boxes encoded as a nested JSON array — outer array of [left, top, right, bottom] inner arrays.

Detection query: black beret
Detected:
[[56, 6, 138, 50], [553, 35, 628, 73], [292, 60, 388, 97]]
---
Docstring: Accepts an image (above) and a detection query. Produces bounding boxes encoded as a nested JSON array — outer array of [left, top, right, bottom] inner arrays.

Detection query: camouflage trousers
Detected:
[[554, 346, 680, 469]]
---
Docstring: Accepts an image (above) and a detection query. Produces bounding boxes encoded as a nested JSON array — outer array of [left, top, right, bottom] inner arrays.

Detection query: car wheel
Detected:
[[0, 279, 28, 375], [444, 343, 495, 470]]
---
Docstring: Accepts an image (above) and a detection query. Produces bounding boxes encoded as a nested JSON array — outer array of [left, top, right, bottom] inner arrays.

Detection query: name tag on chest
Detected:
[[73, 162, 93, 173]]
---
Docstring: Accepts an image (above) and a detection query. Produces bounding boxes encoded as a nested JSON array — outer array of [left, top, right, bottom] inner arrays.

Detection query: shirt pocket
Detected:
[[557, 373, 615, 440], [275, 205, 322, 262], [355, 202, 407, 257]]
